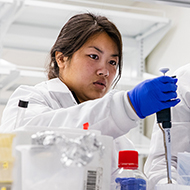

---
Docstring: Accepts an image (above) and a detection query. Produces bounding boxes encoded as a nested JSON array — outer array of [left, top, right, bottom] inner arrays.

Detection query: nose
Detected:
[[97, 66, 109, 77]]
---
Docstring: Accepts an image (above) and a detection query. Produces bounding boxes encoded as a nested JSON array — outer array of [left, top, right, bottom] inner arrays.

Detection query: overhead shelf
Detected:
[[1, 0, 171, 52]]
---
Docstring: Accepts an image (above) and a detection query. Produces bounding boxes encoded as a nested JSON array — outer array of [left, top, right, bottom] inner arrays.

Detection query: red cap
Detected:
[[83, 122, 89, 130], [118, 150, 138, 169]]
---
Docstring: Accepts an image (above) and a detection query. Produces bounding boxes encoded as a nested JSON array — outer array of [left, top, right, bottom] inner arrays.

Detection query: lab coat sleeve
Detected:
[[144, 63, 190, 190], [0, 84, 139, 138]]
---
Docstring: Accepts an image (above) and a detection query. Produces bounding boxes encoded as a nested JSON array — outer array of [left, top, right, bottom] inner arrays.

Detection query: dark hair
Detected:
[[47, 12, 123, 87]]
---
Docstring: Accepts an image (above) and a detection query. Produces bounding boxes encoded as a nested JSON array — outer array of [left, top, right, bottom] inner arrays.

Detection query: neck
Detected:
[[71, 91, 81, 104]]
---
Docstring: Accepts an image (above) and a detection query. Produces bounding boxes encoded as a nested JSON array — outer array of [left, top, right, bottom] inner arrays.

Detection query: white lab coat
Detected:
[[144, 63, 190, 190], [0, 77, 138, 170]]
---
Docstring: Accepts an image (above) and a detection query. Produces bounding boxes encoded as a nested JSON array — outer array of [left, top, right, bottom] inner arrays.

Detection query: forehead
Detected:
[[83, 32, 119, 53]]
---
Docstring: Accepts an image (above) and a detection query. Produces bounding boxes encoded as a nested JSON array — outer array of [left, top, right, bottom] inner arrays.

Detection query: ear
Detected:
[[55, 51, 68, 69]]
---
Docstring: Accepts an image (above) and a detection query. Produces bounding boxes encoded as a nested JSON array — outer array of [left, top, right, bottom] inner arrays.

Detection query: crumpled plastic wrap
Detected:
[[31, 130, 105, 167]]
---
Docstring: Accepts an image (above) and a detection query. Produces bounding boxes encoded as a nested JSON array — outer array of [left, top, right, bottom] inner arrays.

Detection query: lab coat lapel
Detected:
[[46, 78, 78, 107]]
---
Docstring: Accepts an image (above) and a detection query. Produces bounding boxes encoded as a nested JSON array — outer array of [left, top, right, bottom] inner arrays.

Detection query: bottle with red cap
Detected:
[[111, 150, 147, 190]]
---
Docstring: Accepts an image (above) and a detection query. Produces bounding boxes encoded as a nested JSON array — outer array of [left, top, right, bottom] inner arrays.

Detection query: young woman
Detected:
[[0, 13, 179, 171]]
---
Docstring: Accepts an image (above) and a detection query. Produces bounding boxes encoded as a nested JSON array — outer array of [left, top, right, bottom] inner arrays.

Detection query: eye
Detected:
[[89, 54, 99, 60], [109, 60, 118, 66]]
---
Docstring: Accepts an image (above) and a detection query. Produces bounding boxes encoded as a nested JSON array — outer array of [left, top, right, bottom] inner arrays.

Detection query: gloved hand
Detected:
[[127, 76, 180, 119]]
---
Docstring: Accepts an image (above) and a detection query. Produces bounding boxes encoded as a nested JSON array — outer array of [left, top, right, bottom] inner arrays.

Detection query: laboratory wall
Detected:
[[146, 4, 190, 76]]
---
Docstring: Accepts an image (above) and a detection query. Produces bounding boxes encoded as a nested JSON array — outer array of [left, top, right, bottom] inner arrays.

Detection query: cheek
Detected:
[[77, 64, 94, 81], [109, 68, 117, 80], [84, 62, 96, 74]]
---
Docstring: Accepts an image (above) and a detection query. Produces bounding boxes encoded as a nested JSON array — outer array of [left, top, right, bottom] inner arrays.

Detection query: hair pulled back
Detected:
[[47, 12, 123, 87]]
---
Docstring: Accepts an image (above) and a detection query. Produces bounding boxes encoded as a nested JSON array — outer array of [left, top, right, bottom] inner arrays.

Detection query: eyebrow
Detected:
[[88, 46, 119, 57]]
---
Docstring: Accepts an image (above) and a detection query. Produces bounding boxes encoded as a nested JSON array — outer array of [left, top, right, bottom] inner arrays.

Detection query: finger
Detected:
[[158, 76, 178, 84], [163, 98, 181, 108], [159, 83, 178, 92], [158, 91, 178, 101]]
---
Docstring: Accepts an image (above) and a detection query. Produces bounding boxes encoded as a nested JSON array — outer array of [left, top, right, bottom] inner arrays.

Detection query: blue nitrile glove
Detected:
[[127, 76, 180, 119]]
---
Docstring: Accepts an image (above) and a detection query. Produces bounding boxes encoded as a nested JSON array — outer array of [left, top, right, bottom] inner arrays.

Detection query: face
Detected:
[[56, 32, 119, 103]]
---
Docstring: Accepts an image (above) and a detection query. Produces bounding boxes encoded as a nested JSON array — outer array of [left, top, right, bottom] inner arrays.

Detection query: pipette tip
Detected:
[[159, 68, 169, 75]]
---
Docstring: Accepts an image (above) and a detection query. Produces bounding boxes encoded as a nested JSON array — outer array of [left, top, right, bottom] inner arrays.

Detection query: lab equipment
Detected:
[[156, 68, 172, 184], [14, 100, 29, 130], [11, 126, 113, 190], [127, 76, 179, 119], [156, 108, 172, 183], [111, 150, 147, 190]]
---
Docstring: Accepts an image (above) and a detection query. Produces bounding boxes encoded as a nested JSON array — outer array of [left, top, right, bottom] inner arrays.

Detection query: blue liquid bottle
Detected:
[[111, 150, 147, 190]]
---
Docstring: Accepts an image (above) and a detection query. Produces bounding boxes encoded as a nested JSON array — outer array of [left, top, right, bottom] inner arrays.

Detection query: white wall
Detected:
[[146, 5, 190, 76]]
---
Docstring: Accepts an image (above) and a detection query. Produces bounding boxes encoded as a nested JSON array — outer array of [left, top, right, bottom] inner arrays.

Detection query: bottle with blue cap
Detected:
[[111, 150, 147, 190]]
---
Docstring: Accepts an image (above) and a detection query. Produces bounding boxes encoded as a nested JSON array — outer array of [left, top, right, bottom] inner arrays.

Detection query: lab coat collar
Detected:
[[47, 78, 71, 93], [46, 78, 78, 104]]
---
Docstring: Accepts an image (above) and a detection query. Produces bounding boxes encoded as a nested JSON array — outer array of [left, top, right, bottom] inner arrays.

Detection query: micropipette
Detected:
[[156, 68, 172, 184]]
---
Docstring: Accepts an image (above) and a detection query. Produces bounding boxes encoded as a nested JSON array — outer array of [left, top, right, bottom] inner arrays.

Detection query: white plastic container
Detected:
[[111, 150, 147, 190], [17, 145, 84, 190], [12, 126, 113, 190]]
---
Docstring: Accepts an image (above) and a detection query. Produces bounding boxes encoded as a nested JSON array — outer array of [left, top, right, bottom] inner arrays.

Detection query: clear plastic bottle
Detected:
[[111, 150, 147, 190]]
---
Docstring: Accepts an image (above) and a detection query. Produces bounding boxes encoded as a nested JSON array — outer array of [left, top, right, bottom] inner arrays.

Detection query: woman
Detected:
[[0, 13, 179, 171]]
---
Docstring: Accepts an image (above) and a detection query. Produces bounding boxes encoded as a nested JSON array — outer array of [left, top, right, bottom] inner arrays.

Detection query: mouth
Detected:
[[93, 80, 106, 88]]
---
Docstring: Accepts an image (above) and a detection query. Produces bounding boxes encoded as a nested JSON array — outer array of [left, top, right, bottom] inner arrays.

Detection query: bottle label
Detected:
[[84, 167, 103, 190]]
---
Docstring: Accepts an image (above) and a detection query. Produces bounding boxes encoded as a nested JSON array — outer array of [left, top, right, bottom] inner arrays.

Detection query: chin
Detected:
[[94, 94, 106, 99], [88, 91, 107, 100]]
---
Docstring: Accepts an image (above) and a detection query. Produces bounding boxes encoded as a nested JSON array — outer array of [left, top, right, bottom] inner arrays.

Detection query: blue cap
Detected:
[[115, 177, 138, 190], [137, 178, 146, 190], [115, 177, 146, 190]]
